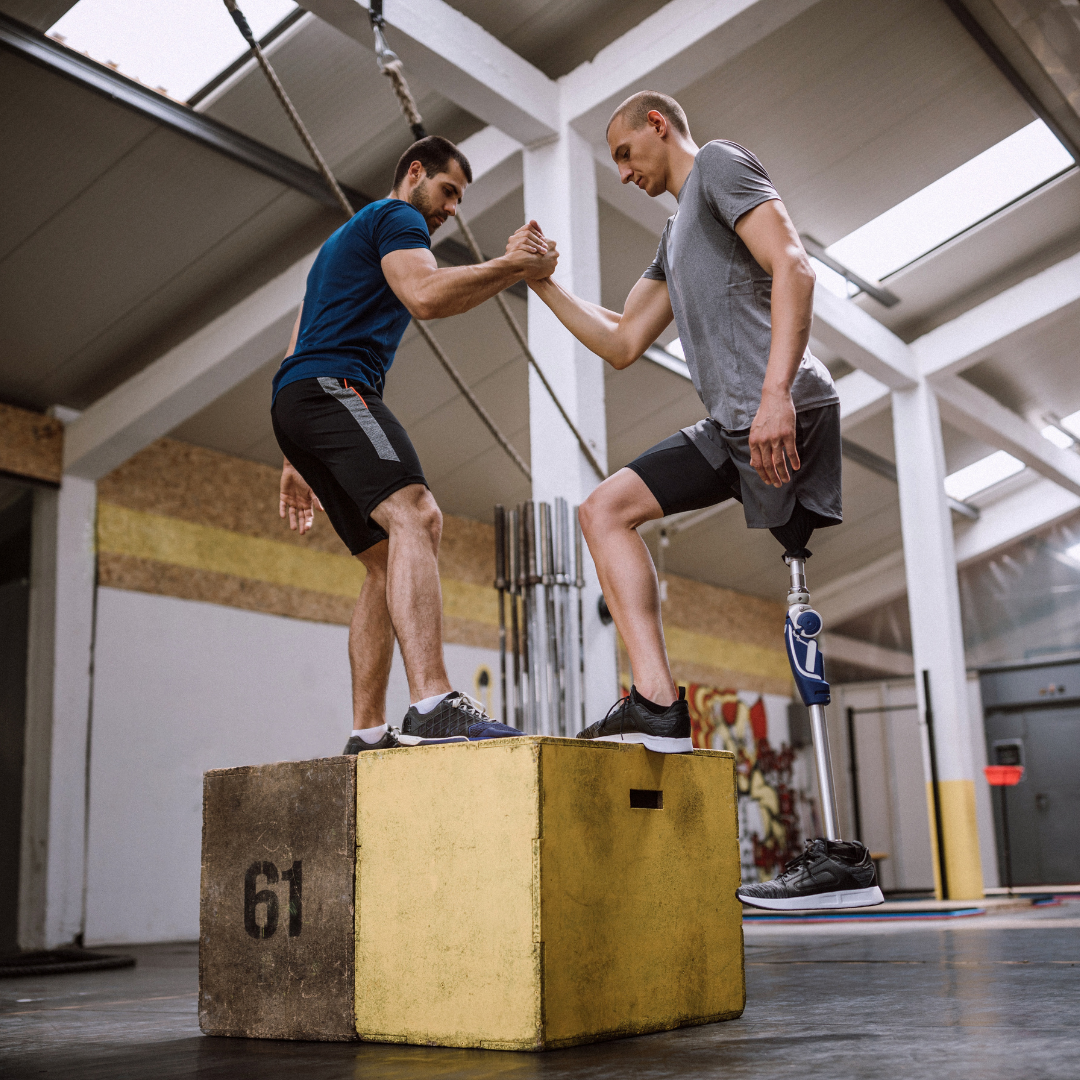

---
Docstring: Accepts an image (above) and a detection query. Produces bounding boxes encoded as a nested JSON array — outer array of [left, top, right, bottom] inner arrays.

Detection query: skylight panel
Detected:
[[48, 0, 297, 102], [1042, 424, 1075, 450], [809, 257, 859, 300], [1059, 408, 1080, 440], [1065, 542, 1080, 565], [944, 451, 1025, 502], [826, 121, 1074, 282], [664, 338, 686, 361]]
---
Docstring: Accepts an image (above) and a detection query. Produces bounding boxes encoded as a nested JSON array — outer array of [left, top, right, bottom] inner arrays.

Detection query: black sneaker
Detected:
[[576, 686, 693, 754], [737, 839, 885, 910], [342, 729, 403, 754], [398, 692, 525, 744]]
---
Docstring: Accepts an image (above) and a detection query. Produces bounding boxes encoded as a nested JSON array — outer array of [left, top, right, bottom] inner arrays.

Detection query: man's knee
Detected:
[[581, 471, 654, 537], [374, 485, 442, 543]]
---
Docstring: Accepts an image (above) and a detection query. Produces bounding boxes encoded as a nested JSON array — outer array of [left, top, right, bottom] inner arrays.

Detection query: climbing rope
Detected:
[[224, 0, 354, 219], [368, 1, 607, 482], [224, 0, 530, 479]]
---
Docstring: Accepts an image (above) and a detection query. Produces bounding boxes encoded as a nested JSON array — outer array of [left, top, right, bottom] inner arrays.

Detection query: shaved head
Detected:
[[606, 91, 689, 139]]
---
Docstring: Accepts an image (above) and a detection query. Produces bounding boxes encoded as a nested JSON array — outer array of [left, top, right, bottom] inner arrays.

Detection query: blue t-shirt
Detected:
[[272, 198, 430, 400]]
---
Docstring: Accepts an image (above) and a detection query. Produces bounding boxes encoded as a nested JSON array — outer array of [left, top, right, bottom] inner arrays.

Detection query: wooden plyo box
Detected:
[[356, 737, 744, 1050], [199, 738, 745, 1049], [199, 757, 358, 1040]]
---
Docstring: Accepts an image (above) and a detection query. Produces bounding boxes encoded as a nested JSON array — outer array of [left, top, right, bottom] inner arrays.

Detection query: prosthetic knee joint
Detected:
[[783, 553, 841, 841]]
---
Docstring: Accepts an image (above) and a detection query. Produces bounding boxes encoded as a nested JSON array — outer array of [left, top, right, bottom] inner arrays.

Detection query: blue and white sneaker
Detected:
[[398, 691, 524, 744]]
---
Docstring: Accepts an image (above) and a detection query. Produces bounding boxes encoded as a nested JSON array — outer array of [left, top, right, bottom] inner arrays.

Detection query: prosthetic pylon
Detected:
[[783, 554, 841, 841]]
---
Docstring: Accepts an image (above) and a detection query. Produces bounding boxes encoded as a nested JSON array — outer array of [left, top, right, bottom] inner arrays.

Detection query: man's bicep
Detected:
[[733, 198, 801, 277], [619, 276, 674, 358], [381, 247, 439, 310]]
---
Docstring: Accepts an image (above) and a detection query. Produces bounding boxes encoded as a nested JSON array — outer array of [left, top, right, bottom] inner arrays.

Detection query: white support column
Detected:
[[523, 127, 617, 723], [891, 381, 983, 900], [19, 472, 98, 948]]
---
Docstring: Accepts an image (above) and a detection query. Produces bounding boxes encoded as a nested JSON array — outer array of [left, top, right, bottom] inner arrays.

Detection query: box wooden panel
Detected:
[[354, 737, 744, 1050], [199, 758, 357, 1040]]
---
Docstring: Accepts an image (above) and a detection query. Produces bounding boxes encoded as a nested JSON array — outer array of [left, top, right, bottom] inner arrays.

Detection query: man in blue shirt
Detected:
[[272, 136, 556, 752]]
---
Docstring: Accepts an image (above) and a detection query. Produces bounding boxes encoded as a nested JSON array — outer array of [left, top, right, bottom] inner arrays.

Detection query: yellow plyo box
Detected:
[[355, 736, 744, 1050]]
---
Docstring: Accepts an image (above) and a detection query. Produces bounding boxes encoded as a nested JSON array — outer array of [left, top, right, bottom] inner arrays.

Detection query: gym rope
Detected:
[[368, 0, 606, 482], [224, 1, 602, 483], [225, 0, 529, 478]]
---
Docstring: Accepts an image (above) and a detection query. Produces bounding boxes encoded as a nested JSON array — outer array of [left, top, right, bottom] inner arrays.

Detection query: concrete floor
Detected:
[[3, 900, 1078, 1079]]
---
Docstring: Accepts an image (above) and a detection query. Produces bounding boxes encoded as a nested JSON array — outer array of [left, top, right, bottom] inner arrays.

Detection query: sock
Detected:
[[632, 686, 672, 715], [412, 691, 453, 715], [353, 724, 387, 744]]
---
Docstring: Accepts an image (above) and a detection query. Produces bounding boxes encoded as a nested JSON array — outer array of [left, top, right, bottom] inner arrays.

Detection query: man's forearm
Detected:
[[412, 257, 526, 319], [762, 262, 814, 394], [528, 278, 626, 364]]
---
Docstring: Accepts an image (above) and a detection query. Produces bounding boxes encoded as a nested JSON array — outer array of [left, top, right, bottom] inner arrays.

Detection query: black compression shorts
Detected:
[[627, 404, 842, 534], [271, 377, 428, 555]]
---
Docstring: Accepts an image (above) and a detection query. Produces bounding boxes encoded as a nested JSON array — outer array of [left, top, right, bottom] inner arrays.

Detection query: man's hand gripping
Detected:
[[505, 220, 558, 280], [279, 459, 323, 535], [749, 387, 800, 488]]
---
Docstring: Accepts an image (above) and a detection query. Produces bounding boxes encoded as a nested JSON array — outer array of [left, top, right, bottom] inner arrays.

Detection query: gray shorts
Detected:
[[627, 403, 842, 530]]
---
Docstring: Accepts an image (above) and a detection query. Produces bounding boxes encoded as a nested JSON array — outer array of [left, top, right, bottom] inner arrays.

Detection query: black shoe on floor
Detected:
[[737, 838, 885, 910], [398, 692, 525, 744], [576, 686, 693, 754], [342, 729, 403, 754]]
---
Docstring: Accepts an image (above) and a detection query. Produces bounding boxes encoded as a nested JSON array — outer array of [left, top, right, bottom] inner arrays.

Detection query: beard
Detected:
[[407, 179, 445, 232]]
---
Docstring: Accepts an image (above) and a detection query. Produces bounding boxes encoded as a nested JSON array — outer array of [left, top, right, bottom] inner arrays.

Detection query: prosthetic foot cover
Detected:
[[786, 604, 831, 706], [577, 686, 693, 754], [737, 839, 884, 910]]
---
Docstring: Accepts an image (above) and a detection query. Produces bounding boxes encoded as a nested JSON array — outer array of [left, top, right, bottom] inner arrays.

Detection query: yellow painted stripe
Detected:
[[98, 502, 367, 597], [97, 503, 785, 680], [97, 502, 500, 625], [663, 625, 790, 683], [926, 779, 984, 901]]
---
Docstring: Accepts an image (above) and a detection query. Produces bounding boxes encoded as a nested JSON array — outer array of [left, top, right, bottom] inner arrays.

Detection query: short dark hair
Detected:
[[606, 91, 689, 139], [392, 136, 473, 190]]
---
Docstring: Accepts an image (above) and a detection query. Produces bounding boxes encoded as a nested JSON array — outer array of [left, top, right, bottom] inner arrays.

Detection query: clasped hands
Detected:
[[504, 220, 557, 282]]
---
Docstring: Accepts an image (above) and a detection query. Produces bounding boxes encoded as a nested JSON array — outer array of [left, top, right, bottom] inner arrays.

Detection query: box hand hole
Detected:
[[629, 789, 663, 809]]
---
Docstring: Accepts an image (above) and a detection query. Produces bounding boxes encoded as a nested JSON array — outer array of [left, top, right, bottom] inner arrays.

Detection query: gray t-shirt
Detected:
[[643, 140, 837, 431]]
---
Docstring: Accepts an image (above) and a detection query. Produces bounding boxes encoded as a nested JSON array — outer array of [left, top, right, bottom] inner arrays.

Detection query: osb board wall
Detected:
[[96, 438, 789, 691], [0, 403, 63, 484], [96, 439, 499, 648]]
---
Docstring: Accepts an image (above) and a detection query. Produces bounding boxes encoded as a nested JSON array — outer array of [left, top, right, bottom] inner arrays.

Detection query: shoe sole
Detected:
[[738, 885, 885, 911], [590, 732, 694, 754], [396, 734, 469, 746]]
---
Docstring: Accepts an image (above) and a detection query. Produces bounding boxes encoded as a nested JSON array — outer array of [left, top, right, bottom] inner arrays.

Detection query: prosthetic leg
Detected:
[[783, 552, 840, 840], [736, 503, 884, 910]]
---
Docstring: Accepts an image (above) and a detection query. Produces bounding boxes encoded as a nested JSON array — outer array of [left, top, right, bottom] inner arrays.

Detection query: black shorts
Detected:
[[627, 404, 842, 530], [271, 377, 427, 555]]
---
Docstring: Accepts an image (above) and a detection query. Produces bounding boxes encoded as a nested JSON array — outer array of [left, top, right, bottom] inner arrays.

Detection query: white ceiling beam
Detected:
[[814, 548, 907, 628], [932, 373, 1080, 498], [815, 473, 1080, 628], [835, 369, 890, 431], [561, 0, 820, 137], [811, 286, 918, 391], [953, 475, 1080, 564], [913, 250, 1080, 379], [63, 257, 313, 480], [821, 633, 914, 678], [430, 127, 522, 247], [300, 0, 559, 144]]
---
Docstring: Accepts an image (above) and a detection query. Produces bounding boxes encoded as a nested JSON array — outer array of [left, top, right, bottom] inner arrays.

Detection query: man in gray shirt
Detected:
[[527, 91, 879, 910]]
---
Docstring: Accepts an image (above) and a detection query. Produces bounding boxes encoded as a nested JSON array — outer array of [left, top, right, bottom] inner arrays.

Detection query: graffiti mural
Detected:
[[687, 686, 802, 883]]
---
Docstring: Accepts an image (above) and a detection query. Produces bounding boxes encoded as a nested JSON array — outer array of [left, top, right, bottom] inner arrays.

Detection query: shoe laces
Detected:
[[779, 839, 825, 877], [449, 692, 489, 723], [602, 694, 633, 735]]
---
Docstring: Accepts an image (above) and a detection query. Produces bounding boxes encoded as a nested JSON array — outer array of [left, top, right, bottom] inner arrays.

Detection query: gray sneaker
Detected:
[[577, 686, 693, 754], [399, 691, 525, 744], [737, 839, 884, 910], [342, 729, 403, 754]]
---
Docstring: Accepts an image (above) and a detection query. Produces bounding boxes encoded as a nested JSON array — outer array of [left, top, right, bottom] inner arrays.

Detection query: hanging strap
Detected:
[[223, 0, 530, 481]]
